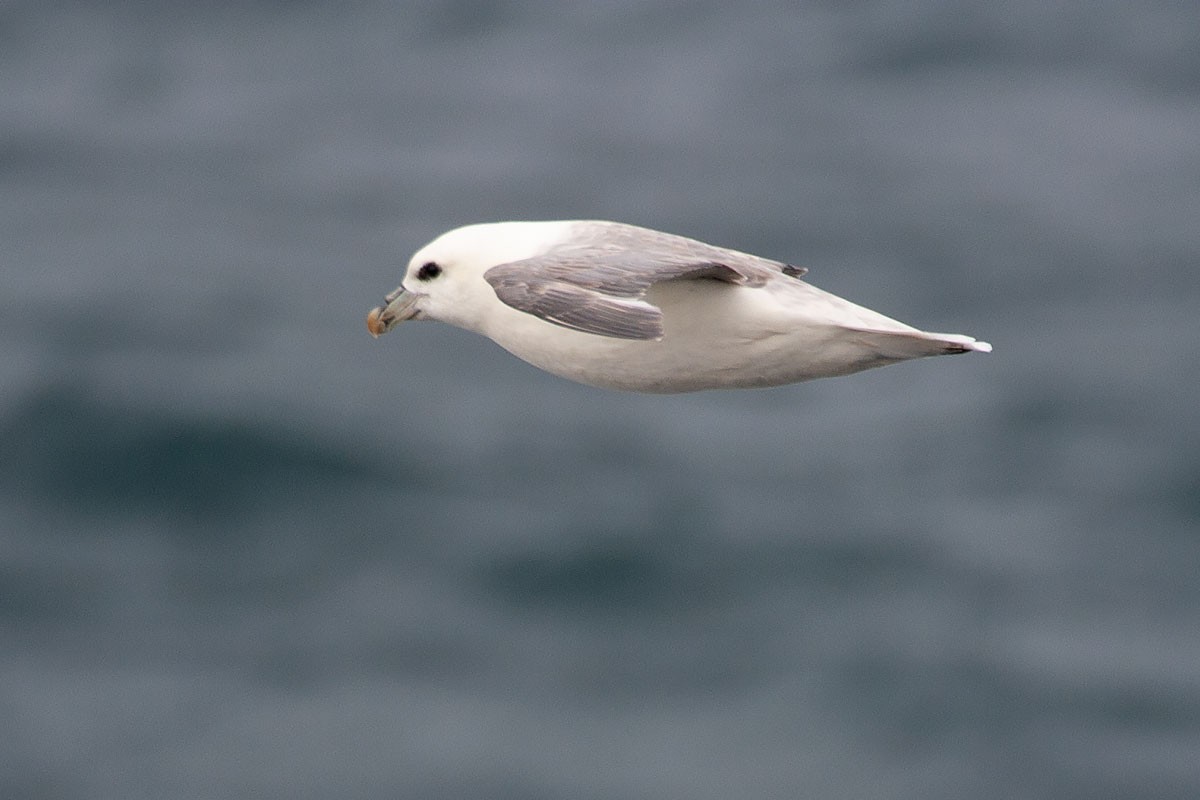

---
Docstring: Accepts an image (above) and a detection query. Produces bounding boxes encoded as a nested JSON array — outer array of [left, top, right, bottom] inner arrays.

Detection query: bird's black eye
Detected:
[[416, 262, 442, 281]]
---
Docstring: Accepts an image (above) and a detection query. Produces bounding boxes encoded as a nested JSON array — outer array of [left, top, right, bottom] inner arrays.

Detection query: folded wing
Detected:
[[484, 248, 790, 340]]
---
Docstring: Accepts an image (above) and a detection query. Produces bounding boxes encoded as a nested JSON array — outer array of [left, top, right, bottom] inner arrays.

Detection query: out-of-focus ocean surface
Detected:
[[2, 2, 1198, 797]]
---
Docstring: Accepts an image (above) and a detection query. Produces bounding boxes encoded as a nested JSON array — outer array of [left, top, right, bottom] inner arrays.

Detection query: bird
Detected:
[[366, 220, 991, 393]]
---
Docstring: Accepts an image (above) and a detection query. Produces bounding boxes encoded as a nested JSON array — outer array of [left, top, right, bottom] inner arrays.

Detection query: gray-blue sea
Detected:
[[3, 2, 1198, 797]]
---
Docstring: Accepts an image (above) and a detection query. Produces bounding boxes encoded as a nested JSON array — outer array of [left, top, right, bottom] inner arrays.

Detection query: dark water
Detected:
[[3, 1, 1199, 797]]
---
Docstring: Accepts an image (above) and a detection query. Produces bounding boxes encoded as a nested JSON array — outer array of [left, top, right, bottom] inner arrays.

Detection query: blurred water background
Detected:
[[2, 1, 1199, 797]]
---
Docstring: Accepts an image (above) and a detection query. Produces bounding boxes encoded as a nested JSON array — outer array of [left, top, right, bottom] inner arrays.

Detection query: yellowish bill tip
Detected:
[[366, 307, 386, 338]]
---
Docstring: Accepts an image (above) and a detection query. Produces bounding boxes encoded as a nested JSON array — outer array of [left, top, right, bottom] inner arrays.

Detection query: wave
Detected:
[[0, 382, 386, 521]]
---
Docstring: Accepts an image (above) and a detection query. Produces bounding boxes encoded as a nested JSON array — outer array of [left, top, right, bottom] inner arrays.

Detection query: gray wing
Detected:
[[483, 275, 665, 339], [484, 225, 805, 340]]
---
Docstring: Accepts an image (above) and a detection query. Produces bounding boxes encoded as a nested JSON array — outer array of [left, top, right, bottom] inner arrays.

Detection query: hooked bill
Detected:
[[366, 306, 387, 337]]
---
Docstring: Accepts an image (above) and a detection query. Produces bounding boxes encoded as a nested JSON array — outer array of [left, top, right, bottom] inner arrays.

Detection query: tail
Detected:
[[850, 328, 993, 362], [925, 332, 993, 354]]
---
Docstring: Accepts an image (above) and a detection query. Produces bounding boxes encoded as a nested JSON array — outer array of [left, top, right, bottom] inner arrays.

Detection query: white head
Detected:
[[366, 221, 570, 337]]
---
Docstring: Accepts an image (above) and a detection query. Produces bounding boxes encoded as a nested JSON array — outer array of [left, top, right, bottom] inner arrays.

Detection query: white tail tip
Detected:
[[931, 332, 992, 354]]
